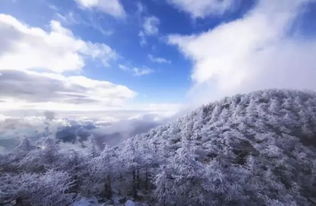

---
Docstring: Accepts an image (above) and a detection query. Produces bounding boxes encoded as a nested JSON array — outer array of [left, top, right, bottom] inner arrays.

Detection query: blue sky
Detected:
[[0, 0, 316, 120], [0, 0, 191, 103]]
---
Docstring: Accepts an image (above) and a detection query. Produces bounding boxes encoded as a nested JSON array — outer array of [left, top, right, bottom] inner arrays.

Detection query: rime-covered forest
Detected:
[[1, 89, 316, 206]]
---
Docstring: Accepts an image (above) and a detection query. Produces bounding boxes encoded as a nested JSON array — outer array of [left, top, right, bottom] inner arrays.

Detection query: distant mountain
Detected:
[[121, 89, 316, 205]]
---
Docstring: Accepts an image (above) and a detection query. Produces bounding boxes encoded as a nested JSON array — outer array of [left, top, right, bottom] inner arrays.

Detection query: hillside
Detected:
[[1, 89, 316, 206], [121, 89, 316, 205]]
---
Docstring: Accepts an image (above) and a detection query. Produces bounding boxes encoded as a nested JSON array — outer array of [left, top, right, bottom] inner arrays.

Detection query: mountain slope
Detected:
[[122, 89, 316, 205]]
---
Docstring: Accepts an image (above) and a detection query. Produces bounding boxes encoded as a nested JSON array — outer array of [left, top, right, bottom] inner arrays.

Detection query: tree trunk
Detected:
[[104, 175, 112, 199], [132, 169, 138, 199], [145, 167, 149, 191], [136, 167, 140, 189]]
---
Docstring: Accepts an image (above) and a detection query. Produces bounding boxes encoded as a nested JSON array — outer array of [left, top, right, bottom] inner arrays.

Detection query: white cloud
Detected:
[[138, 16, 160, 46], [143, 16, 160, 36], [56, 12, 114, 36], [81, 42, 116, 66], [119, 64, 154, 76], [74, 0, 126, 18], [0, 14, 116, 73], [167, 0, 236, 18], [0, 70, 136, 111], [148, 54, 171, 64], [118, 64, 130, 71], [138, 31, 147, 46], [168, 0, 316, 105], [132, 67, 153, 76]]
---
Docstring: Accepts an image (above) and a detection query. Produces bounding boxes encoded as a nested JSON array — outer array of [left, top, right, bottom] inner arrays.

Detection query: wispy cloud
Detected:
[[55, 12, 114, 36], [167, 0, 236, 18], [138, 14, 160, 46], [143, 16, 160, 36], [132, 67, 154, 76], [74, 0, 126, 18], [138, 31, 147, 46], [148, 54, 171, 64], [119, 64, 154, 76]]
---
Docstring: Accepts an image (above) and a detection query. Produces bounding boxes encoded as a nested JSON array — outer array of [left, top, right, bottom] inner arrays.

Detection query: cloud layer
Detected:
[[169, 0, 316, 104], [0, 113, 163, 153], [0, 70, 136, 107]]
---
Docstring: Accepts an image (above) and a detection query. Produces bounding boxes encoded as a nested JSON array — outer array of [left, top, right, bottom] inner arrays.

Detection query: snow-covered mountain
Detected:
[[122, 89, 316, 205], [1, 89, 316, 206]]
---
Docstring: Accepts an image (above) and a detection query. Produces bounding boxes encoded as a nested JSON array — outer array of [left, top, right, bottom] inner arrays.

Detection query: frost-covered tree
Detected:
[[154, 165, 177, 206], [0, 138, 36, 173], [117, 138, 145, 198], [154, 139, 212, 206], [80, 145, 119, 198], [17, 137, 62, 172], [0, 170, 74, 206]]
